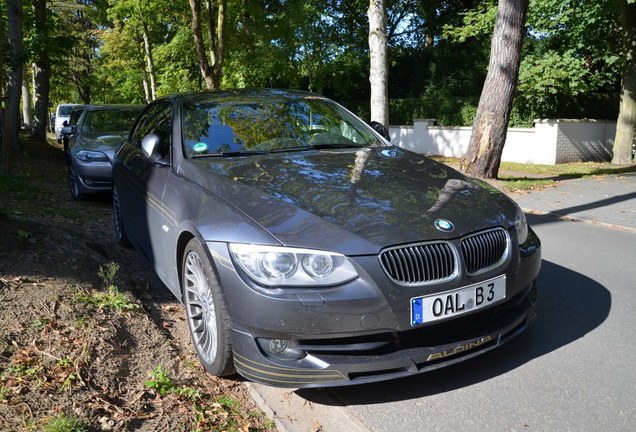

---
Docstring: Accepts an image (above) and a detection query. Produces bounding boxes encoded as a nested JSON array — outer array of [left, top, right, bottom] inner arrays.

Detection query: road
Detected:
[[249, 213, 636, 432]]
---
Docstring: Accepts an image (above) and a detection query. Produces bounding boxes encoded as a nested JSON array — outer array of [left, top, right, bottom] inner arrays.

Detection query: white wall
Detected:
[[389, 119, 617, 165]]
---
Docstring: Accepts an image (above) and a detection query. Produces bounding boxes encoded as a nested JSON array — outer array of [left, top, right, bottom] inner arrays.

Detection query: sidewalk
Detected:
[[507, 172, 636, 232]]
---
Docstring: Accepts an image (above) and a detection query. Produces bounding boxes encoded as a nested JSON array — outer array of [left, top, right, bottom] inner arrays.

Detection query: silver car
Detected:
[[67, 105, 143, 200]]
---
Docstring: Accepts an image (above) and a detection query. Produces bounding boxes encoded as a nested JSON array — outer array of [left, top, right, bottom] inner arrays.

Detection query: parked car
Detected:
[[67, 104, 144, 200], [54, 104, 79, 143], [112, 89, 541, 388]]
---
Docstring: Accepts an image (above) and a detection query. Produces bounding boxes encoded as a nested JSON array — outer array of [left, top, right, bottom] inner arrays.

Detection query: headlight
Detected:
[[229, 244, 358, 287], [515, 205, 529, 244], [76, 150, 109, 162]]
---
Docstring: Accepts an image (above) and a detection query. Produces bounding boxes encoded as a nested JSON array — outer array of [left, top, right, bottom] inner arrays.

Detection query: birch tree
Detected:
[[21, 69, 33, 133], [368, 0, 388, 126], [460, 0, 528, 179]]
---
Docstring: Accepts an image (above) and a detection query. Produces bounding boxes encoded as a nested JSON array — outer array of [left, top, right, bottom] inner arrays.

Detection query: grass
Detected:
[[73, 262, 140, 312], [143, 365, 269, 432], [73, 284, 140, 313], [498, 161, 636, 192], [432, 156, 636, 192], [42, 413, 88, 432], [144, 365, 176, 397]]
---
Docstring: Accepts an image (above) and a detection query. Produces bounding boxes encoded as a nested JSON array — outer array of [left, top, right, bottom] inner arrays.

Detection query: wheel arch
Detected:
[[176, 231, 196, 302]]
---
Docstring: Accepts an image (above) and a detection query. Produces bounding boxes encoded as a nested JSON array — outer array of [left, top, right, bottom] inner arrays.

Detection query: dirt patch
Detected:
[[0, 137, 274, 431]]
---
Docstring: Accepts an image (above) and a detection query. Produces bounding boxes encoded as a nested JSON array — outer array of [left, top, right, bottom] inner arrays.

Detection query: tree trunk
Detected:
[[368, 0, 389, 126], [141, 66, 151, 103], [612, 0, 636, 165], [213, 0, 226, 86], [22, 67, 33, 133], [72, 68, 92, 104], [205, 0, 218, 69], [421, 0, 437, 50], [1, 1, 6, 175], [32, 61, 51, 140], [460, 0, 528, 179], [141, 21, 157, 101], [7, 0, 23, 152], [32, 0, 51, 141], [189, 0, 217, 89]]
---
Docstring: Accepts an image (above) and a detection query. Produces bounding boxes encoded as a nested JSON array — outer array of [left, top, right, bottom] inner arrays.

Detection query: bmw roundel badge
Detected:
[[434, 219, 454, 232]]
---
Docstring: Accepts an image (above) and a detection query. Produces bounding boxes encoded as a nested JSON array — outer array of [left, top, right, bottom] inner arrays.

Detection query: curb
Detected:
[[246, 383, 373, 432], [521, 208, 636, 234]]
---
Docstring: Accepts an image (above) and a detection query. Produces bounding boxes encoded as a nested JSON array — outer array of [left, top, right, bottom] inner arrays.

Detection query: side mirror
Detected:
[[141, 134, 168, 165], [61, 125, 75, 135], [370, 121, 391, 142]]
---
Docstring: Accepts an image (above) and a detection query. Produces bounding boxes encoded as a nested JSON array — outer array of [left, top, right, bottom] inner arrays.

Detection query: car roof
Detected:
[[153, 88, 323, 104], [82, 104, 145, 111]]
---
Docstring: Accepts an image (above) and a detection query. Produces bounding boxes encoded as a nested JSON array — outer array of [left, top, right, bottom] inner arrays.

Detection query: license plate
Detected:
[[410, 276, 506, 326]]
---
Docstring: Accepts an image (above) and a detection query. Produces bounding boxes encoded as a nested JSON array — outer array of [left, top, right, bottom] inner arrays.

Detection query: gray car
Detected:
[[67, 105, 144, 200], [112, 89, 541, 388]]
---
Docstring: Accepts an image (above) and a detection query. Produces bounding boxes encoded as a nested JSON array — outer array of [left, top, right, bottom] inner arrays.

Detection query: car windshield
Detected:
[[82, 108, 142, 133], [181, 95, 383, 158]]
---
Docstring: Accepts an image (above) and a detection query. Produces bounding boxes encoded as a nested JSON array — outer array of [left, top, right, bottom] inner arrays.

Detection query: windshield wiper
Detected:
[[269, 143, 365, 153], [191, 150, 268, 158], [310, 143, 365, 150]]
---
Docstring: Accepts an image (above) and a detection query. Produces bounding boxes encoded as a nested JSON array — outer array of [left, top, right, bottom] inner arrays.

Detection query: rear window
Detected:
[[57, 105, 76, 117]]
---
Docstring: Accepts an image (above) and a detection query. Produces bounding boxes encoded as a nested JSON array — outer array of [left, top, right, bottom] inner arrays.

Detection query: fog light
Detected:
[[256, 338, 306, 361], [269, 339, 289, 354], [85, 178, 93, 185]]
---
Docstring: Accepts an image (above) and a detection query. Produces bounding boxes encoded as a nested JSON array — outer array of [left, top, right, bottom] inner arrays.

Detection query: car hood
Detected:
[[186, 147, 518, 255], [75, 132, 128, 159]]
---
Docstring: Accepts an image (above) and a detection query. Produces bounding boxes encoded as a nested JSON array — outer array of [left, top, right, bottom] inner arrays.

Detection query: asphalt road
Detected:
[[249, 212, 636, 432]]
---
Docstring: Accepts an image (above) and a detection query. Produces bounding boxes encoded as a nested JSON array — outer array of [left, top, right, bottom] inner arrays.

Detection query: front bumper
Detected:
[[71, 159, 113, 194], [231, 281, 537, 387], [207, 228, 541, 388]]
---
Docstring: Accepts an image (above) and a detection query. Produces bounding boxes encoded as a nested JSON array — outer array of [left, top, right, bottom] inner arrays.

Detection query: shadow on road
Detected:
[[521, 193, 636, 225], [297, 259, 611, 405]]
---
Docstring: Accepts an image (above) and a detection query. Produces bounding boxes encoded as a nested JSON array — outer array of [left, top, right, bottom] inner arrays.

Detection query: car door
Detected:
[[119, 102, 173, 282]]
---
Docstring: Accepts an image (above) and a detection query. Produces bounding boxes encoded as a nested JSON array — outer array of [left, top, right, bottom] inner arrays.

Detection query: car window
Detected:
[[131, 103, 172, 159], [69, 107, 85, 126], [181, 96, 381, 158], [82, 108, 142, 133]]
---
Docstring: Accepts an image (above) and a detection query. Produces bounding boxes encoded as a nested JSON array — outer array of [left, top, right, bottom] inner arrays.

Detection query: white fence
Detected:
[[389, 119, 617, 165]]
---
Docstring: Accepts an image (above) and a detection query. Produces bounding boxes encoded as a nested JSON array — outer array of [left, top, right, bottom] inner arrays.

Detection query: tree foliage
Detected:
[[0, 0, 631, 147]]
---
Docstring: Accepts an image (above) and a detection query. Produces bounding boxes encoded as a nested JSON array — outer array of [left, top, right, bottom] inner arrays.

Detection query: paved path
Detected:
[[509, 172, 636, 232]]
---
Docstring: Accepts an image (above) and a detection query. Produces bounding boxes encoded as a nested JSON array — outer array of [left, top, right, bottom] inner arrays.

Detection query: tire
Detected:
[[182, 238, 235, 376], [112, 186, 131, 247], [68, 166, 84, 201]]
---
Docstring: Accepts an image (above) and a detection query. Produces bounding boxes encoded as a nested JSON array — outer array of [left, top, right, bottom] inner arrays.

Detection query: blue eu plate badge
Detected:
[[411, 297, 424, 325]]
